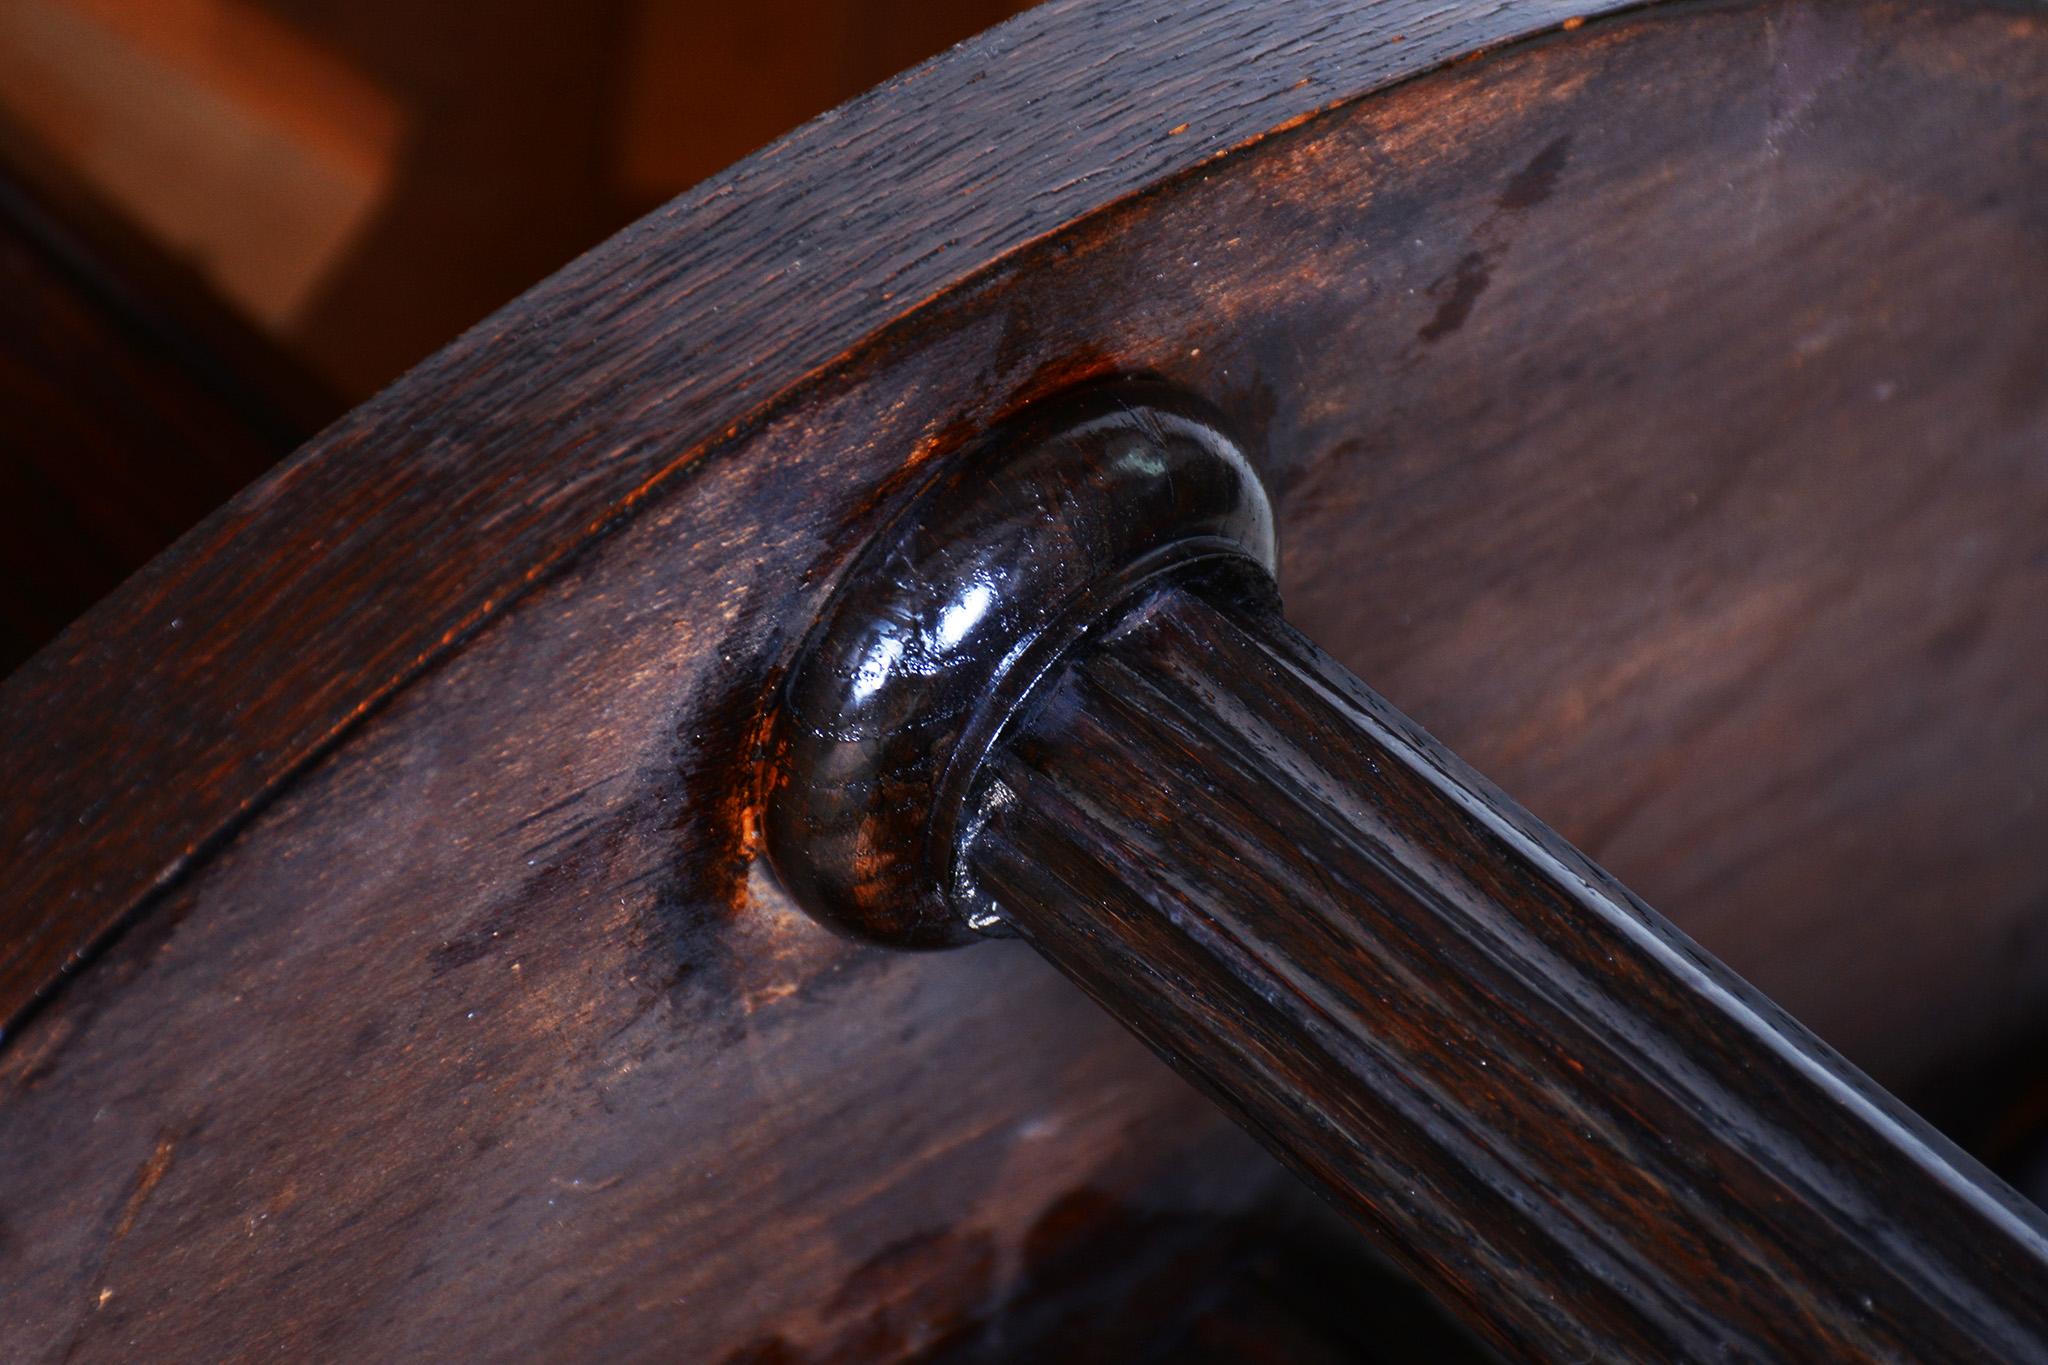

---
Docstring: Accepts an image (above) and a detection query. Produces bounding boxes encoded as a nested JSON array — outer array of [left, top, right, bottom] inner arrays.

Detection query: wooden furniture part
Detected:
[[3, 0, 2046, 1359], [766, 383, 2048, 1359]]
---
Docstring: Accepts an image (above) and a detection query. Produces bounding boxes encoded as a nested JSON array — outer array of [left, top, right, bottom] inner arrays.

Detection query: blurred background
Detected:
[[0, 0, 1034, 673]]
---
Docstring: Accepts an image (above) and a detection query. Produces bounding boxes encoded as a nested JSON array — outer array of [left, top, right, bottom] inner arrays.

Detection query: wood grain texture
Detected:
[[0, 410, 1305, 1358], [969, 573, 2048, 1360], [0, 0, 1612, 1034], [3, 0, 2046, 1356]]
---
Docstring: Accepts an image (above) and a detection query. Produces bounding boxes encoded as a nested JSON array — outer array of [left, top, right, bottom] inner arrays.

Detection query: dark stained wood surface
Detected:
[[0, 0, 1611, 1036], [972, 572, 2048, 1359], [3, 0, 2047, 1357]]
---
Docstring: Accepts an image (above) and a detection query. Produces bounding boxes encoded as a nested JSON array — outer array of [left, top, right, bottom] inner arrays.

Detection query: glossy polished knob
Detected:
[[767, 381, 1273, 946]]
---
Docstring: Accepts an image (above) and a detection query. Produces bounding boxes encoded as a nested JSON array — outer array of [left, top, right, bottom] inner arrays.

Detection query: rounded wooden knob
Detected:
[[767, 380, 1275, 946]]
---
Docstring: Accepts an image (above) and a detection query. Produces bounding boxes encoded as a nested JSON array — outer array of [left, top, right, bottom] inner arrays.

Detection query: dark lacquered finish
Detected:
[[974, 581, 2048, 1360], [768, 388, 2048, 1362], [9, 3, 2048, 1356], [769, 382, 1275, 946]]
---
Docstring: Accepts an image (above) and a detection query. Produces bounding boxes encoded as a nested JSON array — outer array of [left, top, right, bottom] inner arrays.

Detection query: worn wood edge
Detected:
[[0, 0, 1653, 1038]]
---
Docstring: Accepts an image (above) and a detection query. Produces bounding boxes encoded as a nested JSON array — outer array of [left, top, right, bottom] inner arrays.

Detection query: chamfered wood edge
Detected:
[[0, 0, 1658, 1039]]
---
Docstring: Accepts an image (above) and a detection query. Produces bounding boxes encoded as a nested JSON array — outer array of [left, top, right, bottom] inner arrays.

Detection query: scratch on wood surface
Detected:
[[60, 1132, 178, 1357], [112, 1134, 176, 1244]]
